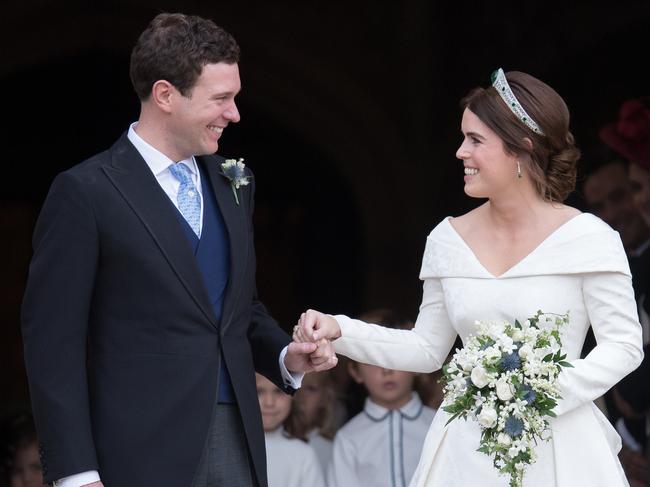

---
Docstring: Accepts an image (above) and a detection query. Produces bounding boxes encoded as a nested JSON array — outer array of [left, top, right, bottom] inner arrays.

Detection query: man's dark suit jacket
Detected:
[[21, 134, 292, 487]]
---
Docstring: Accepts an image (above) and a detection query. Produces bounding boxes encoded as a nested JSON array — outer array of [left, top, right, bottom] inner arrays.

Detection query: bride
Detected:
[[294, 69, 644, 486]]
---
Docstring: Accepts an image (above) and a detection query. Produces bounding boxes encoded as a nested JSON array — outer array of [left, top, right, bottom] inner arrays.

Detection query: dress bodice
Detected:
[[421, 214, 631, 359]]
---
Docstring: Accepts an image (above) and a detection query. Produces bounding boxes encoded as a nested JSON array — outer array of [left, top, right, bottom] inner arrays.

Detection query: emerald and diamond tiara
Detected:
[[491, 68, 544, 136]]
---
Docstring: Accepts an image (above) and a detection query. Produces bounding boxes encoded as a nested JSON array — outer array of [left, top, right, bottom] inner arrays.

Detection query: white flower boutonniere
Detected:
[[220, 158, 251, 205]]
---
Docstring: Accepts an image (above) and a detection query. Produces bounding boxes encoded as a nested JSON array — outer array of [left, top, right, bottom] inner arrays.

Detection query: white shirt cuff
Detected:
[[54, 470, 101, 487], [279, 345, 304, 389]]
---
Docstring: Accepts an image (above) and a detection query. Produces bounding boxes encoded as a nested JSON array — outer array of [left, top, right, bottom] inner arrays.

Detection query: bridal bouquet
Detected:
[[441, 311, 572, 487]]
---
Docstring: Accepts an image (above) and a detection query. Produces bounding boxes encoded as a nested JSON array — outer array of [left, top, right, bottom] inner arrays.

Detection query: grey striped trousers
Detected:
[[191, 404, 256, 487]]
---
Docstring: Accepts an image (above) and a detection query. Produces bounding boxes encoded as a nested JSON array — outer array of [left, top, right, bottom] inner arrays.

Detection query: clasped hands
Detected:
[[283, 309, 342, 374]]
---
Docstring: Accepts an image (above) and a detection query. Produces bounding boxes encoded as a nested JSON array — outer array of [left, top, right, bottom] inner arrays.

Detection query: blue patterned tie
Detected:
[[168, 162, 201, 236]]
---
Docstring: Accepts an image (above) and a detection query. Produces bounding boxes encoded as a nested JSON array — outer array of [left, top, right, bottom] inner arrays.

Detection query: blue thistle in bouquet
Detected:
[[441, 311, 573, 487], [500, 352, 521, 372], [504, 416, 525, 437]]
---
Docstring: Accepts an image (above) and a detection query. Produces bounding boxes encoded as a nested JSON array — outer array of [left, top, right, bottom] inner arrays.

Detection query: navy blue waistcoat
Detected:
[[174, 164, 235, 403]]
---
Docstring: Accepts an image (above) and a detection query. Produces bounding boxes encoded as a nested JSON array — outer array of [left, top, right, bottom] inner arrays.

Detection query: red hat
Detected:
[[599, 97, 650, 171]]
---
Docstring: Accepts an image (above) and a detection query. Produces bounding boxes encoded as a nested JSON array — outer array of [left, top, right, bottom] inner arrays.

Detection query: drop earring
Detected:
[[516, 161, 522, 179]]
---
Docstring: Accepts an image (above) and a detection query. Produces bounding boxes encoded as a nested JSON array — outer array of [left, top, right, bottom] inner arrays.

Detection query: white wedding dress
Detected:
[[333, 214, 643, 487]]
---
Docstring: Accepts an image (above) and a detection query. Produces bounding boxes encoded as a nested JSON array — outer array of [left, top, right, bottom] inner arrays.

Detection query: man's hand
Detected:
[[294, 309, 342, 343], [82, 483, 104, 487], [284, 339, 338, 374]]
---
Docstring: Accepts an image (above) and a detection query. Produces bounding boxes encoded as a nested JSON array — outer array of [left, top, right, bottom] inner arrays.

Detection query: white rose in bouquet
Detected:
[[497, 433, 512, 446], [471, 365, 490, 388], [484, 346, 501, 361], [518, 343, 533, 359], [496, 380, 514, 401], [477, 405, 498, 428]]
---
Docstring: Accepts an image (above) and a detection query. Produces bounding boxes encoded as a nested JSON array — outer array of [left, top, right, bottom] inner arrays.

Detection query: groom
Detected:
[[21, 13, 335, 487]]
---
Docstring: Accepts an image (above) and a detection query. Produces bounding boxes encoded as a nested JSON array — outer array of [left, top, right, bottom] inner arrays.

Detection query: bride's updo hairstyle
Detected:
[[462, 70, 580, 203]]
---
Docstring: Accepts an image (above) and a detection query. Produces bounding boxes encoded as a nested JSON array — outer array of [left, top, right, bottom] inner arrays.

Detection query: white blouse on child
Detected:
[[328, 393, 435, 487], [265, 428, 325, 487]]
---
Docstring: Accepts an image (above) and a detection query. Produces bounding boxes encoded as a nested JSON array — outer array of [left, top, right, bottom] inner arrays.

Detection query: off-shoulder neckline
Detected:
[[444, 213, 590, 279]]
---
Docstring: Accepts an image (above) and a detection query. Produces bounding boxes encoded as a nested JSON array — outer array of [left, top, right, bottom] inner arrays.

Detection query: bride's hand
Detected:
[[293, 309, 342, 343]]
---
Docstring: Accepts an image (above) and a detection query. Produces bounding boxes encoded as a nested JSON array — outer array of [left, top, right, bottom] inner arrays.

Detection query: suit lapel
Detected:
[[101, 134, 219, 331], [198, 155, 249, 335]]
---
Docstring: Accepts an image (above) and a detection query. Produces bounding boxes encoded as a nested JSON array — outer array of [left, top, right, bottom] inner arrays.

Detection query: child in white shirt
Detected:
[[256, 373, 325, 487], [292, 370, 339, 474], [328, 312, 436, 487]]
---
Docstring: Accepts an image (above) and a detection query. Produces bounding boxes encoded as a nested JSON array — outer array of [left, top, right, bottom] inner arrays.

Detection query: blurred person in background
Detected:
[[601, 96, 650, 486], [256, 374, 325, 487], [290, 371, 340, 474], [0, 413, 42, 487], [583, 159, 650, 255]]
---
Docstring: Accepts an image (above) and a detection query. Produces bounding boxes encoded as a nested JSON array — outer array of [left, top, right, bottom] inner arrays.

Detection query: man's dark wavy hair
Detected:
[[130, 13, 240, 100]]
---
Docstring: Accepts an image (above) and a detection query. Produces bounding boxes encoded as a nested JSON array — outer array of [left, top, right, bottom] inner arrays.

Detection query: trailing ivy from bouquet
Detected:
[[442, 310, 572, 487]]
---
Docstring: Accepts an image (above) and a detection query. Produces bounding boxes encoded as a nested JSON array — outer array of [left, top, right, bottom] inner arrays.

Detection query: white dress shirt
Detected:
[[265, 428, 325, 487], [55, 124, 302, 486], [306, 428, 333, 475], [328, 393, 435, 487], [127, 123, 205, 236]]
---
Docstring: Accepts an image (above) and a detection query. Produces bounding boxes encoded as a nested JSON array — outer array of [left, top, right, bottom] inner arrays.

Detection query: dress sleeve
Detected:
[[332, 277, 457, 373], [554, 271, 644, 416]]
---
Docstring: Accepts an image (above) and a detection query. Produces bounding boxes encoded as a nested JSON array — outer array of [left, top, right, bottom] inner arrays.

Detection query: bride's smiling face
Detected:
[[456, 108, 519, 199]]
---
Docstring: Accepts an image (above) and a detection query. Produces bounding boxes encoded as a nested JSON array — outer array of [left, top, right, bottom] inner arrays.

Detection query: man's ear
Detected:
[[347, 361, 364, 384], [151, 80, 176, 114]]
